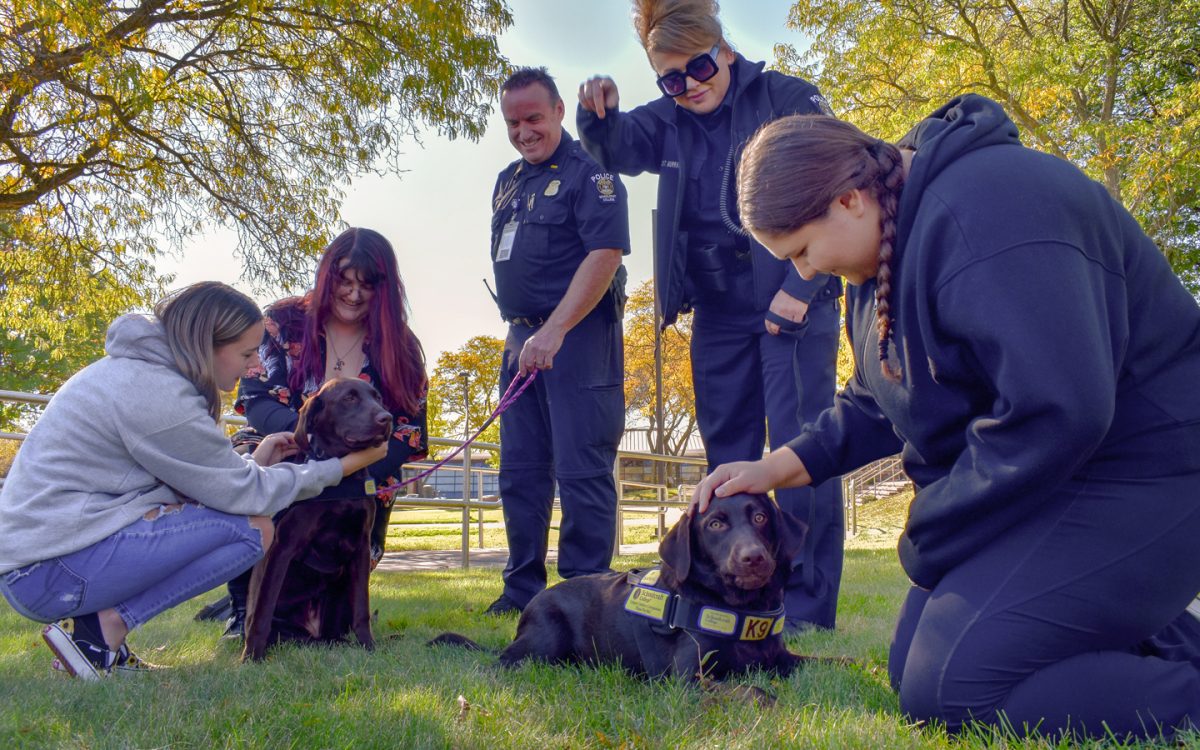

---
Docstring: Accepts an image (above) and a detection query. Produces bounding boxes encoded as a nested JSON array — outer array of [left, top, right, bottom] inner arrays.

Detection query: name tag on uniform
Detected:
[[496, 220, 518, 262]]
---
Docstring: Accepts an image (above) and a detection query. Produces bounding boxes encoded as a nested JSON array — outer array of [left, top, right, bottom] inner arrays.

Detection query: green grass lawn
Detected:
[[0, 493, 1194, 749]]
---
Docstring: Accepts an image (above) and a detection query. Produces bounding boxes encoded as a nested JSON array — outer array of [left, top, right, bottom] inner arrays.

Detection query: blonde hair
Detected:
[[632, 0, 723, 55], [738, 115, 906, 381], [155, 281, 263, 421]]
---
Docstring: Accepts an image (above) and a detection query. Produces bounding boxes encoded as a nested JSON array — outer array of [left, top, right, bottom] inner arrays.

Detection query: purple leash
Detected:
[[375, 369, 538, 499]]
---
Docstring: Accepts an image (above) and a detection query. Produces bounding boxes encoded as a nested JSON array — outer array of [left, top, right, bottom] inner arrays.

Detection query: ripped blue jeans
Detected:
[[0, 503, 263, 631]]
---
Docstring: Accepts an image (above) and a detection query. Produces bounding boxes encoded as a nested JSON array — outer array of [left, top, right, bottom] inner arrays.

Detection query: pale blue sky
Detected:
[[166, 0, 811, 363]]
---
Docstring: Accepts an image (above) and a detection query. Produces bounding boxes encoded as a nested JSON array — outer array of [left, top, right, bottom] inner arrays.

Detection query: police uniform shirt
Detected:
[[490, 132, 631, 319]]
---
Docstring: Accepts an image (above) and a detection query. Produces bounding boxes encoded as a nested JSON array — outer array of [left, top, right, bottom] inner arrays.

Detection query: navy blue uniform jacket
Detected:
[[788, 95, 1200, 588], [490, 132, 630, 319], [577, 55, 839, 327]]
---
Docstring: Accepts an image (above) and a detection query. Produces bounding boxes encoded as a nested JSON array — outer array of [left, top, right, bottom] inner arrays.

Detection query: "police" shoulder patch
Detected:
[[810, 93, 834, 117], [591, 172, 617, 203]]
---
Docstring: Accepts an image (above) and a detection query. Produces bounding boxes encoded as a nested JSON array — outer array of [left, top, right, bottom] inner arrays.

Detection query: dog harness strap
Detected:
[[667, 598, 786, 641], [621, 567, 786, 641]]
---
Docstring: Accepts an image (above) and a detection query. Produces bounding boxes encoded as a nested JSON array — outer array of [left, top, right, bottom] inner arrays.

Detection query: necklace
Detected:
[[327, 329, 365, 374]]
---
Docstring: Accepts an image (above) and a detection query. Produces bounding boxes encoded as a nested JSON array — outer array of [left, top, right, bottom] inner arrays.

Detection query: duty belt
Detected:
[[506, 314, 548, 327], [622, 567, 786, 641]]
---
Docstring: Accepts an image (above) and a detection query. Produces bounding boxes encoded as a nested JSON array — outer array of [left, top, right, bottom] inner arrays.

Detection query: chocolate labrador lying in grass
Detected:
[[432, 493, 839, 683], [242, 378, 391, 662]]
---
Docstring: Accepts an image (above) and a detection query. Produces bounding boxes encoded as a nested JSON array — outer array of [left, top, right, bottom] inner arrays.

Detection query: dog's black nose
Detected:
[[738, 547, 767, 567], [375, 412, 391, 427]]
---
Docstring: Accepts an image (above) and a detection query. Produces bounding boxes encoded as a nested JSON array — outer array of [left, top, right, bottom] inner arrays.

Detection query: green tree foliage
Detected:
[[623, 279, 698, 456], [426, 335, 503, 457], [0, 0, 513, 413], [778, 0, 1200, 287]]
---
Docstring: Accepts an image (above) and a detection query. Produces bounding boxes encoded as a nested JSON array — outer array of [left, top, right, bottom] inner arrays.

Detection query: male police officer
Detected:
[[483, 68, 630, 615]]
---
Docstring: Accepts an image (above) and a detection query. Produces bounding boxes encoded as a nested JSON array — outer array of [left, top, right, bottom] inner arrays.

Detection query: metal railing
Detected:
[[0, 389, 708, 569], [841, 454, 910, 536]]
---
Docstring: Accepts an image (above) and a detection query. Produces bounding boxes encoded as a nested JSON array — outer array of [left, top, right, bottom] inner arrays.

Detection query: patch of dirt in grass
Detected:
[[844, 487, 911, 550]]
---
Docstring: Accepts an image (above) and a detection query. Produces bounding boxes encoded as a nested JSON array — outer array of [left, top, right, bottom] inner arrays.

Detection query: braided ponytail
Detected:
[[869, 140, 905, 381]]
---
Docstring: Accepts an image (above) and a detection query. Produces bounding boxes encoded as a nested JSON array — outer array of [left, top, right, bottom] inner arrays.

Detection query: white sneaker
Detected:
[[42, 619, 117, 681]]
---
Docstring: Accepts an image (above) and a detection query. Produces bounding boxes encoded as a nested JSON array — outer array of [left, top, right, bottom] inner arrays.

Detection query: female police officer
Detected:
[[577, 0, 843, 632]]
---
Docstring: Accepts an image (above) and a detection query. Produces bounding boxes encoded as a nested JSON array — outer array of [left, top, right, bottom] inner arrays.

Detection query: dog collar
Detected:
[[308, 476, 378, 502], [623, 568, 786, 642]]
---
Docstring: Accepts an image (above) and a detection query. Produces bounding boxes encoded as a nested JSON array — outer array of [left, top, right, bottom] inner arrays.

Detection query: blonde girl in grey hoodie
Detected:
[[0, 282, 386, 679]]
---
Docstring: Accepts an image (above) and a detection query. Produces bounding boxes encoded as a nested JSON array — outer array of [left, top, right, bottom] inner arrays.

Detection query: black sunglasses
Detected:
[[655, 44, 722, 98]]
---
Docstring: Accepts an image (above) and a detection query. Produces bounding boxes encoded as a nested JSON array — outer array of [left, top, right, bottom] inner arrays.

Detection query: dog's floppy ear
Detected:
[[769, 495, 808, 567], [293, 392, 324, 455], [658, 512, 693, 584]]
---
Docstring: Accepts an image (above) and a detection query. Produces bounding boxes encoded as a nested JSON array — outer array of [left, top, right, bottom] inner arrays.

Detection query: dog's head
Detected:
[[293, 378, 392, 459], [658, 493, 807, 602]]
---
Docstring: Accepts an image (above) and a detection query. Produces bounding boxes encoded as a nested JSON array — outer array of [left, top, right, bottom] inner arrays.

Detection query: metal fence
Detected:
[[840, 455, 911, 536], [0, 388, 908, 563], [0, 389, 708, 568]]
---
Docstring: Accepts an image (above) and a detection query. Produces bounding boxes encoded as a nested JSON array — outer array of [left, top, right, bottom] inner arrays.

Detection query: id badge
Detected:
[[496, 220, 518, 262]]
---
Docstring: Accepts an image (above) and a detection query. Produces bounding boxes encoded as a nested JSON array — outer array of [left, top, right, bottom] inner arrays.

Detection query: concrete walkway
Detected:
[[375, 542, 660, 572]]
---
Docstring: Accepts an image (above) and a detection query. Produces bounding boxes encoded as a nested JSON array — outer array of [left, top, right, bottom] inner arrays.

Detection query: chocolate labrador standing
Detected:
[[433, 493, 828, 682], [242, 378, 392, 662]]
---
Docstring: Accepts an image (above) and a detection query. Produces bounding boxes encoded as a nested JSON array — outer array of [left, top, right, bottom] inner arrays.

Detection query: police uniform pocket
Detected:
[[518, 198, 570, 259], [584, 382, 625, 449], [775, 316, 812, 339]]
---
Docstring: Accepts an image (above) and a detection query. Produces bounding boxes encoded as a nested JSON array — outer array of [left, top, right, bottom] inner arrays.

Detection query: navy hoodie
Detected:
[[577, 55, 842, 327], [787, 95, 1200, 588]]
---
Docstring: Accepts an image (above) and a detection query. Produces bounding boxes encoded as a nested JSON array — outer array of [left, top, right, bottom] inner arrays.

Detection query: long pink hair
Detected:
[[291, 227, 426, 414]]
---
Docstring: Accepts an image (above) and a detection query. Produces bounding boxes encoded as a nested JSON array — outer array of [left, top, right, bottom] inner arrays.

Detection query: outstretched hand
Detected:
[[688, 449, 813, 515], [578, 76, 619, 119], [340, 441, 388, 477], [252, 432, 300, 467], [689, 460, 776, 516]]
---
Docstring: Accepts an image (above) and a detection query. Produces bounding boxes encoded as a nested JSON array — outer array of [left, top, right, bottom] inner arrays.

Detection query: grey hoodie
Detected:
[[0, 314, 344, 573]]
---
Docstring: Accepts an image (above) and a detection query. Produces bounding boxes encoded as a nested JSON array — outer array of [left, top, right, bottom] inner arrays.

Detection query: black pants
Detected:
[[497, 308, 624, 607], [691, 298, 844, 629], [890, 470, 1200, 740]]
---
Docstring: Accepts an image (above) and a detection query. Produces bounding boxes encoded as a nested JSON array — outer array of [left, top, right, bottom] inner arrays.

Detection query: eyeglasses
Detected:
[[655, 44, 722, 98]]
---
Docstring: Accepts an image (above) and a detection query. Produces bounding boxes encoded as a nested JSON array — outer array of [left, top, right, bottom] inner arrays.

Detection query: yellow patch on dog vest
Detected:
[[740, 615, 775, 641], [639, 569, 661, 586], [772, 616, 786, 635], [625, 586, 669, 620], [363, 479, 376, 495], [698, 607, 737, 635]]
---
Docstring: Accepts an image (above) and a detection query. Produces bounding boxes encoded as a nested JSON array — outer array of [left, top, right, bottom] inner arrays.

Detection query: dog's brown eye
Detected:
[[707, 519, 724, 530], [753, 512, 767, 525]]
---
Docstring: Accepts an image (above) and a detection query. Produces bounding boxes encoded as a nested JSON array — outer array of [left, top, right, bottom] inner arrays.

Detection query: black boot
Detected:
[[222, 569, 251, 640]]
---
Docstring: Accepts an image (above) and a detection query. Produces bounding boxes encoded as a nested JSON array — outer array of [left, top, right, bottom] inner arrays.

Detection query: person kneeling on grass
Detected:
[[693, 96, 1200, 741], [0, 282, 386, 680]]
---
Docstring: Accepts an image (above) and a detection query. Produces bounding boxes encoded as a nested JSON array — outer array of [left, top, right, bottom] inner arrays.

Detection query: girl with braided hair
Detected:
[[693, 95, 1200, 741]]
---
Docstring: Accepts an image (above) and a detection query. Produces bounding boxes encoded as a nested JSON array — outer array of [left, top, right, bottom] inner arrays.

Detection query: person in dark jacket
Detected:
[[576, 0, 844, 632], [693, 95, 1200, 741], [482, 67, 630, 616], [224, 228, 428, 637]]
